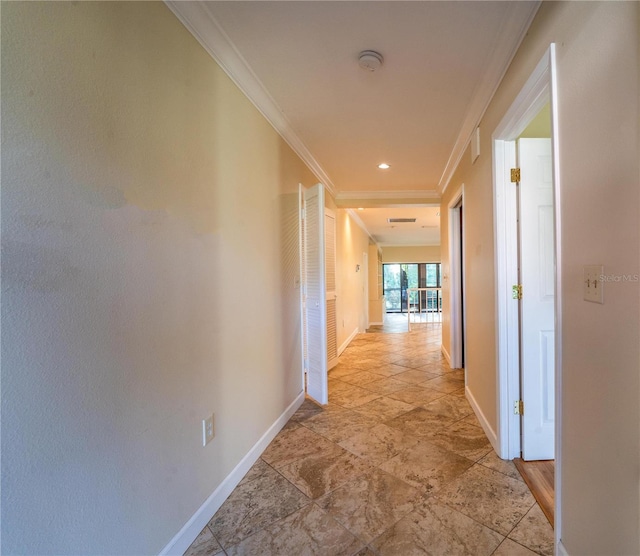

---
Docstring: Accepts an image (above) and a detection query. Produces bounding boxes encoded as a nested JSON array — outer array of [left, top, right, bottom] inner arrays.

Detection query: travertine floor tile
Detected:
[[339, 370, 389, 386], [426, 420, 493, 461], [394, 369, 441, 384], [362, 377, 411, 395], [435, 465, 535, 536], [238, 458, 273, 486], [261, 425, 343, 469], [225, 504, 363, 556], [422, 374, 465, 393], [387, 385, 447, 406], [385, 407, 457, 437], [421, 394, 474, 421], [367, 363, 416, 377], [508, 503, 554, 555], [183, 527, 224, 556], [492, 538, 541, 556], [207, 465, 310, 548], [353, 547, 377, 556], [330, 384, 382, 408], [302, 407, 377, 443], [190, 324, 547, 556], [339, 423, 420, 466], [317, 467, 423, 543], [370, 498, 504, 556], [329, 363, 366, 378], [353, 396, 415, 422], [380, 440, 474, 494], [290, 398, 323, 422], [278, 447, 373, 499], [478, 451, 524, 482]]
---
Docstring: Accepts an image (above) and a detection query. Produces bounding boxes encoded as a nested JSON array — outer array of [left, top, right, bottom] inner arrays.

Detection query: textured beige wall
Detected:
[[335, 209, 371, 345], [441, 2, 639, 553], [382, 245, 441, 263], [1, 3, 317, 554], [519, 103, 551, 138]]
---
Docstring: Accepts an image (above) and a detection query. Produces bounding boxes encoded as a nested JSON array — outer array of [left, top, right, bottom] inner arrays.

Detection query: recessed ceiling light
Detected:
[[378, 163, 390, 170], [357, 207, 364, 211]]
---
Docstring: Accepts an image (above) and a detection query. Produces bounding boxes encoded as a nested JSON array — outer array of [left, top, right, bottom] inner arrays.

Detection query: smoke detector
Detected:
[[358, 50, 384, 72]]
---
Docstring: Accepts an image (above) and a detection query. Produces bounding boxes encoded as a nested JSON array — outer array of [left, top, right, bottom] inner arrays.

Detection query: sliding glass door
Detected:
[[383, 263, 418, 312], [384, 262, 441, 313]]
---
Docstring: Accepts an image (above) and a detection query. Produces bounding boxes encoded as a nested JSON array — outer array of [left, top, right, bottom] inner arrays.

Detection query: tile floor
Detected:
[[185, 322, 553, 556]]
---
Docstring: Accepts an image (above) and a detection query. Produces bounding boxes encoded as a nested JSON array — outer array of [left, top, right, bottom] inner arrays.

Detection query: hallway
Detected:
[[185, 325, 553, 555]]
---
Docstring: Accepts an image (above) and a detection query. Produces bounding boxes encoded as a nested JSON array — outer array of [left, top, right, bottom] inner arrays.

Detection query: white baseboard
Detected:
[[465, 385, 499, 454], [338, 327, 360, 355], [368, 321, 383, 326], [441, 344, 451, 366], [556, 540, 569, 556], [159, 391, 306, 556]]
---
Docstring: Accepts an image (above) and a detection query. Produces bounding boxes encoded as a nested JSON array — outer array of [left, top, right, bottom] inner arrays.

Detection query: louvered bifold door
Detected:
[[303, 184, 328, 405], [325, 210, 338, 370], [299, 185, 308, 388]]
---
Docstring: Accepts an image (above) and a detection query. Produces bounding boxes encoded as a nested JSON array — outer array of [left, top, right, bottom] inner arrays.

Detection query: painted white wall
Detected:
[[1, 3, 317, 554], [382, 245, 441, 263], [441, 2, 639, 553]]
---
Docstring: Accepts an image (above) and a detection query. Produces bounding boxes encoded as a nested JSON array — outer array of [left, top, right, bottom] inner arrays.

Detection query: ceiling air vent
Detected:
[[387, 218, 416, 223]]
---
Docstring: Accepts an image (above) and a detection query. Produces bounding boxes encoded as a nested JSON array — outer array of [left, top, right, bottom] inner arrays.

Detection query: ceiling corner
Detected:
[[164, 0, 337, 195], [437, 1, 542, 196]]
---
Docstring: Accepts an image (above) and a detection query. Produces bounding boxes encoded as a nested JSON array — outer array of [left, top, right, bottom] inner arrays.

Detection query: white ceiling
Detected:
[[352, 206, 440, 247], [168, 0, 539, 245]]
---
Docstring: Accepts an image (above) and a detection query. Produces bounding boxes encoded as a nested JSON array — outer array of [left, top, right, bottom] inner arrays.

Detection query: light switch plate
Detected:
[[583, 265, 604, 304]]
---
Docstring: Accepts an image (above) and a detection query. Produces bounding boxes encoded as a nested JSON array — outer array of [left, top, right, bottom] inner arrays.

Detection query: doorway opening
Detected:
[[493, 45, 561, 540], [383, 263, 441, 314], [448, 189, 465, 370]]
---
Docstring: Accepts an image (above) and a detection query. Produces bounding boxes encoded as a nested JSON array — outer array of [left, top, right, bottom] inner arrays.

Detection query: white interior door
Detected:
[[519, 138, 555, 460], [304, 184, 328, 404], [325, 209, 338, 370]]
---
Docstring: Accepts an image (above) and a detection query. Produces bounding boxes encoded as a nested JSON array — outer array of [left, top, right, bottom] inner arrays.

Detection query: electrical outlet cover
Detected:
[[202, 414, 215, 447]]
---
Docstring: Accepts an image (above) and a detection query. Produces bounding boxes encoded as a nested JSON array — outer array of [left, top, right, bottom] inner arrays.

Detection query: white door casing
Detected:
[[448, 188, 465, 370], [362, 251, 369, 332], [304, 184, 328, 405], [493, 44, 562, 545], [325, 209, 338, 371], [519, 138, 555, 461]]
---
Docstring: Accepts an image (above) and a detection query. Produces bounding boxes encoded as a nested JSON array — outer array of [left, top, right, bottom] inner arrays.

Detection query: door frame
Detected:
[[362, 251, 369, 332], [492, 45, 562, 540], [448, 186, 465, 370]]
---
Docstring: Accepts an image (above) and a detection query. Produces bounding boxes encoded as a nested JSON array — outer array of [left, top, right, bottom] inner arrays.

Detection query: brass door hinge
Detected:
[[514, 400, 524, 415], [512, 284, 523, 300], [510, 168, 521, 183]]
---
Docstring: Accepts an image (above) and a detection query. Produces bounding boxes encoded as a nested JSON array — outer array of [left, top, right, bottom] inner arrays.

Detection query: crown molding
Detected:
[[345, 209, 377, 247], [165, 0, 336, 198], [438, 1, 541, 196]]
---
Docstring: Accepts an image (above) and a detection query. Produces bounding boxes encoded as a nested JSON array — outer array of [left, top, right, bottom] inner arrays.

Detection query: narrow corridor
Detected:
[[186, 323, 553, 555]]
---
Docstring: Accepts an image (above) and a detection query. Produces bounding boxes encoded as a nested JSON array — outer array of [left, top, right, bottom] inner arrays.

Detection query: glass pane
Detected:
[[383, 264, 400, 292], [426, 263, 438, 287], [385, 289, 400, 311], [405, 264, 419, 289], [383, 264, 401, 311]]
